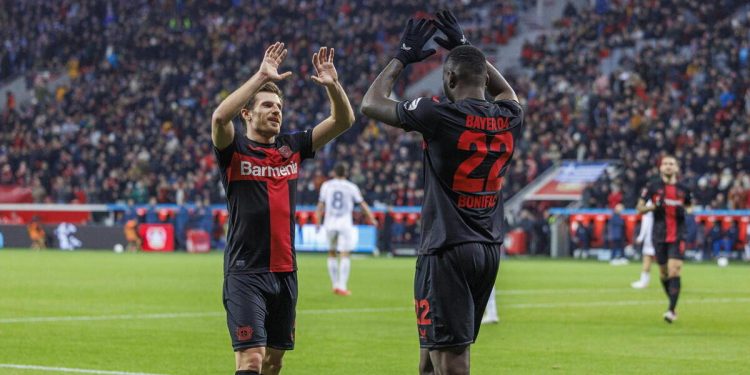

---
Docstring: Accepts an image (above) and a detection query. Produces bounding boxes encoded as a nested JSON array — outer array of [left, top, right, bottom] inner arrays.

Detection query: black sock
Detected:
[[236, 371, 259, 375], [668, 277, 681, 312], [660, 278, 669, 296]]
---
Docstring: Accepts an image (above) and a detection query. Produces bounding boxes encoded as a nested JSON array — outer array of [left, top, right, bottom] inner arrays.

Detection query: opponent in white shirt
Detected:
[[315, 164, 377, 295], [631, 200, 655, 288]]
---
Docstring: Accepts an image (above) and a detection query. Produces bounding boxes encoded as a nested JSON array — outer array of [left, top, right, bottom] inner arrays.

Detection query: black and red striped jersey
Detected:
[[396, 96, 524, 254], [214, 125, 315, 274], [640, 178, 692, 244]]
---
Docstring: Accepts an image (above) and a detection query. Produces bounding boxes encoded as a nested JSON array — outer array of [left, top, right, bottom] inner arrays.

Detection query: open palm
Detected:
[[311, 47, 338, 87], [259, 42, 292, 81]]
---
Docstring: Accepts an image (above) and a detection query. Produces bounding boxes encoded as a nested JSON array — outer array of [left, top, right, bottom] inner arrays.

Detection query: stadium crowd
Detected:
[[0, 0, 518, 209], [516, 0, 750, 211], [2, 1, 750, 252]]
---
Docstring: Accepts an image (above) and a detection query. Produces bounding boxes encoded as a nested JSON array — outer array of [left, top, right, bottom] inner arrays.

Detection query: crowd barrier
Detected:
[[549, 208, 750, 251]]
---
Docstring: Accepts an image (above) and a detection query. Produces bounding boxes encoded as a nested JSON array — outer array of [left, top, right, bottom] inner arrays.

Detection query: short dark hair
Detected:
[[243, 82, 284, 110], [445, 45, 487, 86], [334, 163, 346, 177]]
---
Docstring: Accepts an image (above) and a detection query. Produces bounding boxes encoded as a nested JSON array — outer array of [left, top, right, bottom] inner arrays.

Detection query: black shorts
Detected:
[[223, 272, 297, 351], [414, 242, 500, 349], [655, 241, 685, 265]]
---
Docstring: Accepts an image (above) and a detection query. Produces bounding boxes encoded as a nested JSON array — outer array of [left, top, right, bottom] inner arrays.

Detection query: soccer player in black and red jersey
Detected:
[[362, 11, 524, 375], [636, 155, 693, 323], [211, 42, 355, 375]]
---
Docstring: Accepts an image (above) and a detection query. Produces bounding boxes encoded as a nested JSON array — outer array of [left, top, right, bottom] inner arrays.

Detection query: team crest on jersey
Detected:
[[278, 145, 292, 159], [405, 97, 423, 111]]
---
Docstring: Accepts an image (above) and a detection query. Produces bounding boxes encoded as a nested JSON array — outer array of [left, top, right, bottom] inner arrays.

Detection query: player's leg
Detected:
[[481, 287, 499, 324], [663, 242, 684, 323], [428, 243, 499, 374], [224, 273, 272, 373], [430, 346, 470, 375], [642, 255, 653, 284], [336, 227, 354, 294], [264, 272, 297, 374], [337, 249, 351, 294], [655, 243, 669, 295], [236, 347, 265, 373], [419, 348, 435, 375], [326, 229, 339, 291], [632, 250, 653, 288], [262, 348, 286, 375]]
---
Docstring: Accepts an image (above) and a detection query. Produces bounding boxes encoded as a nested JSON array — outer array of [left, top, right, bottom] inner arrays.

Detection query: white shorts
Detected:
[[325, 226, 358, 252], [642, 242, 655, 256]]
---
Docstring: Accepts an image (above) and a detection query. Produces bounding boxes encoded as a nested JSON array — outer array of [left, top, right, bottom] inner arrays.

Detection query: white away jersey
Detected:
[[319, 178, 363, 228]]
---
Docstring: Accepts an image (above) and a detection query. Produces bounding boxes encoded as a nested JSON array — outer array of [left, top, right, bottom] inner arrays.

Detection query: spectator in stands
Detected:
[[723, 221, 739, 259], [144, 198, 159, 224], [573, 221, 591, 259], [378, 206, 395, 256], [607, 203, 628, 265], [709, 221, 724, 259], [173, 204, 190, 251]]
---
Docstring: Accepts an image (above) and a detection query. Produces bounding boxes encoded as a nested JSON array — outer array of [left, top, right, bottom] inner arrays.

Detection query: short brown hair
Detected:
[[243, 82, 284, 110], [334, 163, 347, 177]]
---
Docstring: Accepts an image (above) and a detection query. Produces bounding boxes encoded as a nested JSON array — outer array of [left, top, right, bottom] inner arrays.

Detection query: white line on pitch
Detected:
[[0, 363, 166, 375], [298, 307, 410, 314], [506, 297, 750, 309], [0, 312, 220, 324], [0, 307, 406, 324], [497, 288, 747, 295], [2, 298, 749, 324]]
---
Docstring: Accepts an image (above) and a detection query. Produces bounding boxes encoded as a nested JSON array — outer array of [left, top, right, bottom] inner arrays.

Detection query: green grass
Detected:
[[0, 249, 748, 374]]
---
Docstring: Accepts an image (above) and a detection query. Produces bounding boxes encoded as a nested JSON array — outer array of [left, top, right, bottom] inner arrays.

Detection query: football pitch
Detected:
[[0, 249, 748, 374]]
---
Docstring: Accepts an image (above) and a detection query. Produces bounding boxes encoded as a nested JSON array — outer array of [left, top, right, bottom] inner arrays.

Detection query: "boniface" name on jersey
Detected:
[[240, 161, 298, 177]]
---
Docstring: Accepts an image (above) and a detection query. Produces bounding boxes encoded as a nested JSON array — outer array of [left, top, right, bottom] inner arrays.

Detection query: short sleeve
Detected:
[[213, 126, 239, 169], [318, 182, 328, 203], [287, 129, 315, 161], [352, 184, 364, 204], [639, 182, 654, 201], [395, 97, 439, 138]]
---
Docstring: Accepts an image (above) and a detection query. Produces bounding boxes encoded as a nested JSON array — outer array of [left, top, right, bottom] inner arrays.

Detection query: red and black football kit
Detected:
[[640, 179, 693, 265], [640, 177, 692, 315], [215, 124, 314, 351], [396, 96, 524, 349]]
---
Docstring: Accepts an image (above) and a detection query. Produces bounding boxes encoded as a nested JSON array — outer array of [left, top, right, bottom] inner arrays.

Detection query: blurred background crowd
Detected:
[[2, 0, 749, 253]]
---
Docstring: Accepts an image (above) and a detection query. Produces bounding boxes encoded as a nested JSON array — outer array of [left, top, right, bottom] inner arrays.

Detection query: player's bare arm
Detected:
[[432, 10, 518, 102], [360, 60, 403, 127], [486, 62, 518, 102], [310, 47, 356, 151], [211, 42, 292, 150], [361, 19, 436, 127], [314, 201, 325, 230], [359, 201, 378, 226]]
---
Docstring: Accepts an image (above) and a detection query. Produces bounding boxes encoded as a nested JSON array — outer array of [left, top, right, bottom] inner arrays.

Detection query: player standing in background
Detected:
[[124, 219, 141, 252], [631, 200, 655, 289], [362, 10, 524, 374], [27, 215, 46, 250], [481, 287, 499, 324], [315, 163, 378, 296], [636, 156, 692, 323], [212, 42, 355, 375]]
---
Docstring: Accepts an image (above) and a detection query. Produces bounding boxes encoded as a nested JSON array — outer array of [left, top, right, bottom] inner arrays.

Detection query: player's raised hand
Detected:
[[394, 18, 437, 66], [432, 10, 471, 51], [310, 47, 338, 88], [258, 42, 292, 81]]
